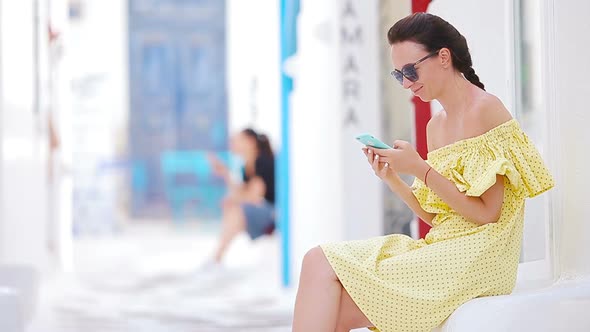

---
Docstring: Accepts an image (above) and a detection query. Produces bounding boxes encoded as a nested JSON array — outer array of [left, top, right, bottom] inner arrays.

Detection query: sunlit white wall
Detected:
[[226, 0, 281, 148], [68, 0, 128, 235], [51, 0, 74, 272], [0, 0, 50, 270], [0, 0, 128, 270], [288, 0, 383, 284], [68, 1, 129, 138], [429, 0, 517, 113], [551, 0, 590, 277]]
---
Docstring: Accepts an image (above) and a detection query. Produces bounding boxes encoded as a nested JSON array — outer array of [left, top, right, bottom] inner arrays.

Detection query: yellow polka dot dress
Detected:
[[321, 119, 554, 332]]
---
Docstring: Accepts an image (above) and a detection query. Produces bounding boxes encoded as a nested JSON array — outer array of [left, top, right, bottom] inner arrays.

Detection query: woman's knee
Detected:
[[301, 246, 337, 281], [221, 196, 238, 210], [222, 201, 245, 220]]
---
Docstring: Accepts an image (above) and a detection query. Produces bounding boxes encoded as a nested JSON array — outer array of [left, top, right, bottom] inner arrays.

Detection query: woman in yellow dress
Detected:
[[291, 12, 554, 332]]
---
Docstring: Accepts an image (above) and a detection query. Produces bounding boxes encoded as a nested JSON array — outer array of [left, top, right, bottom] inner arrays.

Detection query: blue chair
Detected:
[[161, 150, 234, 222]]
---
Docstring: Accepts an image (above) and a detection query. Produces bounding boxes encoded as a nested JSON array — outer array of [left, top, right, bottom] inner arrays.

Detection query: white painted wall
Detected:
[[226, 0, 281, 148], [48, 0, 74, 271], [0, 0, 128, 270], [288, 0, 383, 284], [68, 0, 128, 152], [68, 0, 128, 235], [340, 0, 382, 242], [0, 0, 50, 270], [551, 0, 590, 277], [429, 0, 517, 112], [288, 0, 344, 284], [517, 0, 552, 267]]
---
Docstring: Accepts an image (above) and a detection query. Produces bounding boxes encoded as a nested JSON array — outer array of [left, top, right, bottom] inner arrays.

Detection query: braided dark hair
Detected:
[[387, 13, 485, 90]]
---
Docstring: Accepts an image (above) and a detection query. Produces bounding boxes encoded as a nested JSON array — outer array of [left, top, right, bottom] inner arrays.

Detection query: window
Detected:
[[514, 0, 555, 284]]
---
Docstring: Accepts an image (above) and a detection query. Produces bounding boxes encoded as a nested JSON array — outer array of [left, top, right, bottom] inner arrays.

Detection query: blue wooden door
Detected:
[[128, 0, 227, 218]]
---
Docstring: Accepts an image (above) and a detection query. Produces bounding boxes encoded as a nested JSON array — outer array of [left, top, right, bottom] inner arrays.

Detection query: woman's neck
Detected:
[[436, 73, 475, 117], [244, 151, 258, 165]]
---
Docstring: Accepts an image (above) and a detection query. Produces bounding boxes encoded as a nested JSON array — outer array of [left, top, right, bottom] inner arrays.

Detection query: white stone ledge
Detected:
[[434, 277, 590, 332], [0, 287, 24, 332]]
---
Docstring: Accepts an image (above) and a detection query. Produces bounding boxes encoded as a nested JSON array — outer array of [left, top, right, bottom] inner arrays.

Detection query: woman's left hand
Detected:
[[373, 140, 429, 178]]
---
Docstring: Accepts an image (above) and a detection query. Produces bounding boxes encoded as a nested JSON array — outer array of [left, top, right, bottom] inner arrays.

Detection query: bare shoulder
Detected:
[[427, 110, 445, 133], [467, 92, 513, 134], [426, 110, 445, 151]]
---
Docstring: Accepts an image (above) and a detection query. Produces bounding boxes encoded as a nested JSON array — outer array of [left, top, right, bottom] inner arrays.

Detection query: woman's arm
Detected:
[[208, 153, 234, 185], [239, 177, 267, 204], [387, 178, 436, 226], [364, 148, 435, 226], [417, 163, 504, 225], [376, 143, 504, 226], [369, 144, 503, 225], [229, 159, 271, 205]]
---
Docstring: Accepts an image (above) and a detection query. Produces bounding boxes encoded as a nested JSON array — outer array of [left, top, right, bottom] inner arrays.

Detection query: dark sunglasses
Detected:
[[390, 49, 440, 85]]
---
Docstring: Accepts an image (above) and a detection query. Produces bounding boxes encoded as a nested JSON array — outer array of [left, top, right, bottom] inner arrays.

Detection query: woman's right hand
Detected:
[[362, 147, 404, 188], [207, 153, 229, 179]]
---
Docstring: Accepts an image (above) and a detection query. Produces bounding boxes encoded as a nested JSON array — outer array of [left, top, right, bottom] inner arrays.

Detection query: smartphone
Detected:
[[355, 133, 392, 149]]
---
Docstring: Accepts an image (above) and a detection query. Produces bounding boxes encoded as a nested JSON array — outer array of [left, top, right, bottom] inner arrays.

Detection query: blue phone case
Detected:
[[355, 133, 392, 149]]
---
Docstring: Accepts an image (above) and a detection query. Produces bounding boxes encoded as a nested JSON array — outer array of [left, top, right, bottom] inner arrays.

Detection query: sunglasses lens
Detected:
[[402, 65, 418, 82], [391, 70, 404, 85]]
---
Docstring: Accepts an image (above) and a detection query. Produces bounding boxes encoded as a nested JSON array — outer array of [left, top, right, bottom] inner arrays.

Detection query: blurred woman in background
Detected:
[[206, 128, 275, 266]]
